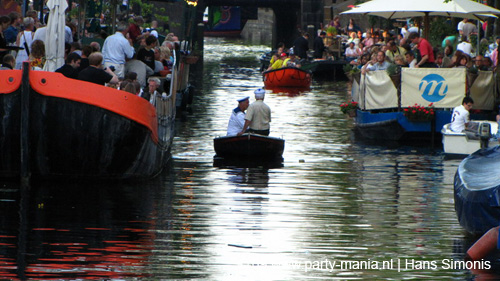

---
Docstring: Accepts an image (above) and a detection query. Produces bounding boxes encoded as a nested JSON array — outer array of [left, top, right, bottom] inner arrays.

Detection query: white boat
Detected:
[[441, 120, 499, 157]]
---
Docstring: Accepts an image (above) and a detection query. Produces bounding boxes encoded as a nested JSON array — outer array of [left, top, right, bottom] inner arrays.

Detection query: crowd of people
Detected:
[[0, 10, 178, 104], [340, 18, 497, 74], [266, 17, 499, 77]]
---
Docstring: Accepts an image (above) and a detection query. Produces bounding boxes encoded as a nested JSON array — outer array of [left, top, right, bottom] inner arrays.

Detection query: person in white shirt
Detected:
[[457, 35, 473, 56], [102, 22, 135, 78], [451, 97, 474, 132], [362, 51, 390, 74], [227, 96, 250, 136]]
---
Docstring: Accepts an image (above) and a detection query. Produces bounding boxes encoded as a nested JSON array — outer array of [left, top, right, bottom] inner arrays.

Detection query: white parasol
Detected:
[[43, 0, 68, 72], [341, 0, 500, 20]]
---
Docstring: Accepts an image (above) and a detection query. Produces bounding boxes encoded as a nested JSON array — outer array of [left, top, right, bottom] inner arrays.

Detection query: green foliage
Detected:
[[429, 17, 455, 48], [128, 0, 170, 33], [326, 26, 337, 35], [343, 63, 360, 74], [386, 63, 399, 76]]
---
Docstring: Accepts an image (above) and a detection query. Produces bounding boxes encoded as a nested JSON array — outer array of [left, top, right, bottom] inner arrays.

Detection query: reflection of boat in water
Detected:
[[263, 67, 311, 88], [454, 146, 500, 235], [351, 68, 495, 142], [266, 86, 309, 96], [442, 121, 498, 157], [213, 133, 285, 161], [0, 62, 179, 180]]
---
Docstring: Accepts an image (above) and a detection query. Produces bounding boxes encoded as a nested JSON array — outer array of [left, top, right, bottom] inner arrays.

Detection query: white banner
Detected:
[[363, 71, 398, 110], [401, 68, 466, 108], [470, 71, 495, 110]]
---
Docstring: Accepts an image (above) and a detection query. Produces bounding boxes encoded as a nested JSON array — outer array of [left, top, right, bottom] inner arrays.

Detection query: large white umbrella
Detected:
[[341, 0, 500, 20], [43, 0, 68, 72]]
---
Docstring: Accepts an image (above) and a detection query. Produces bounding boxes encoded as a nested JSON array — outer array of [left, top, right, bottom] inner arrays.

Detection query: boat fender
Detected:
[[466, 226, 499, 261]]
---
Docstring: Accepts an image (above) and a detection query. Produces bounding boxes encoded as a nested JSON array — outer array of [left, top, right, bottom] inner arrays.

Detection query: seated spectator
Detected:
[[385, 41, 406, 63], [394, 54, 407, 67], [78, 45, 92, 72], [362, 32, 374, 52], [29, 39, 45, 70], [0, 54, 15, 70], [55, 52, 81, 79], [482, 56, 493, 70], [405, 51, 417, 68], [349, 53, 369, 69], [122, 82, 136, 94], [442, 45, 454, 68], [285, 52, 301, 67], [78, 52, 119, 86], [345, 42, 360, 62], [453, 52, 470, 68], [346, 32, 360, 48], [268, 52, 287, 70], [137, 35, 157, 70], [147, 77, 161, 106], [362, 51, 390, 74], [124, 54, 154, 89]]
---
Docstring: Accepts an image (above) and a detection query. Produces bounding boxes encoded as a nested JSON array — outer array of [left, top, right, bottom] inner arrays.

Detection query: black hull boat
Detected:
[[213, 134, 285, 161], [454, 146, 500, 235], [0, 66, 176, 180]]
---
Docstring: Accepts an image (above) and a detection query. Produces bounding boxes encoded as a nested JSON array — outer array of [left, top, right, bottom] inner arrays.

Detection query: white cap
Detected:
[[254, 88, 266, 99]]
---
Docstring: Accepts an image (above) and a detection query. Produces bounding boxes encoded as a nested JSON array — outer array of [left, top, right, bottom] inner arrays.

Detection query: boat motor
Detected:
[[479, 122, 491, 149]]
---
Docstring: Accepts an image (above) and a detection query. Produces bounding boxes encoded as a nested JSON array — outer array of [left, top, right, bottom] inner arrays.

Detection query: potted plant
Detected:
[[340, 101, 359, 117], [386, 63, 401, 89], [343, 64, 360, 83], [403, 103, 435, 122], [326, 26, 337, 37]]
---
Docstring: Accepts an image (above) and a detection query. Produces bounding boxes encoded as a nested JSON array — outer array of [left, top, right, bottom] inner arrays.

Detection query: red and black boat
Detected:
[[263, 67, 312, 89], [0, 63, 177, 180], [213, 133, 285, 161]]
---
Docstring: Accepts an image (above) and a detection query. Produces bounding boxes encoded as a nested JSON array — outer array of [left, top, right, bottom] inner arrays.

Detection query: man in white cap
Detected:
[[238, 89, 271, 136], [227, 96, 250, 136]]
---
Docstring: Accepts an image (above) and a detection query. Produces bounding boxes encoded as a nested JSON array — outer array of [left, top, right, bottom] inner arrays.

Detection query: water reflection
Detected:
[[0, 169, 175, 279]]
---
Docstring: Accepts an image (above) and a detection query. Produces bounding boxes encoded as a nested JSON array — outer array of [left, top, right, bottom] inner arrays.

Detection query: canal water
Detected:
[[0, 38, 495, 280]]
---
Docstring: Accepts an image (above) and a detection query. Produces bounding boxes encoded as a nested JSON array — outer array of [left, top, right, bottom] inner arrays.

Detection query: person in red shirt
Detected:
[[408, 32, 436, 68], [128, 16, 144, 44]]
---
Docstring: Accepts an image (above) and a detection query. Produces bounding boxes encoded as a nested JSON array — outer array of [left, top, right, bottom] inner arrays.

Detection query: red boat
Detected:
[[263, 67, 312, 88], [0, 62, 179, 181]]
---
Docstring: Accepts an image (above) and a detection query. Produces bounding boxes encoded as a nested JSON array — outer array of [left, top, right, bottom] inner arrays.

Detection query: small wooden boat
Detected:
[[442, 120, 498, 157], [454, 146, 500, 235], [213, 133, 285, 160], [0, 62, 178, 180], [263, 67, 311, 88]]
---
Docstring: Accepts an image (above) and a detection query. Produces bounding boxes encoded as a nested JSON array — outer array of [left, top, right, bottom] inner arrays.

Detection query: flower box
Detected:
[[404, 103, 434, 122]]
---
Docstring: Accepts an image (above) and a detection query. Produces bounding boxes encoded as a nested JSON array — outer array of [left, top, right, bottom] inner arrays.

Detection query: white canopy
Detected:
[[341, 0, 500, 21], [43, 0, 68, 72]]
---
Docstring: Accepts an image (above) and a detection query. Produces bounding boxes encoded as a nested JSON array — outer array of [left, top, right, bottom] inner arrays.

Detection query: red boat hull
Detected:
[[263, 67, 312, 88]]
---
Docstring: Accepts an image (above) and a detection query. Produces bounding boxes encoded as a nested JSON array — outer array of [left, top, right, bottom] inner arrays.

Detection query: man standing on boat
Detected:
[[227, 96, 250, 136], [102, 22, 135, 79], [238, 89, 271, 136], [408, 32, 436, 68], [451, 97, 474, 132]]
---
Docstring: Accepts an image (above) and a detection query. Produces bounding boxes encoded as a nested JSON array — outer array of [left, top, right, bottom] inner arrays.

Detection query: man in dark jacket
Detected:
[[55, 53, 81, 79], [313, 31, 326, 59], [293, 32, 309, 60]]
